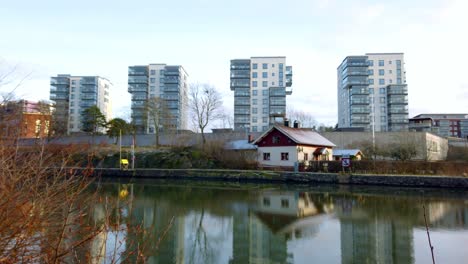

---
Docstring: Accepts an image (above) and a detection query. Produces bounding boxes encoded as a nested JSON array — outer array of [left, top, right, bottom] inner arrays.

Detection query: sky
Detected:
[[1, 0, 467, 126]]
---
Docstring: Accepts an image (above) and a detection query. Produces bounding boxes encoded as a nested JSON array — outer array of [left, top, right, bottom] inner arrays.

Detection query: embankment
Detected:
[[80, 168, 468, 188]]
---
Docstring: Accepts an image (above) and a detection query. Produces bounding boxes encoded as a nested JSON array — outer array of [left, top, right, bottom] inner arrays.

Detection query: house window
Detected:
[[263, 153, 270, 160], [262, 72, 268, 78], [281, 199, 289, 208], [281, 152, 289, 160], [263, 197, 270, 206], [272, 136, 280, 143], [304, 153, 308, 161], [262, 63, 268, 69]]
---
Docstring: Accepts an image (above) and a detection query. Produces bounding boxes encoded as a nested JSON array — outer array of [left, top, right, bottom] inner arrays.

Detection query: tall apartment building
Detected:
[[128, 64, 188, 134], [337, 53, 408, 132], [49, 75, 112, 135], [230, 57, 292, 132]]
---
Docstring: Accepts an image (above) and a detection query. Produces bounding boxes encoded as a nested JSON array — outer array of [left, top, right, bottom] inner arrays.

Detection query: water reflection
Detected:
[[86, 181, 468, 264]]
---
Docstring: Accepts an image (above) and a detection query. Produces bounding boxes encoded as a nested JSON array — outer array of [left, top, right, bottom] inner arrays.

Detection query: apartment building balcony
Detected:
[[342, 69, 368, 77], [387, 85, 408, 95], [350, 87, 369, 95], [128, 84, 147, 93], [351, 116, 370, 124], [270, 99, 286, 106], [80, 102, 95, 109], [286, 87, 292, 95], [234, 109, 250, 115], [269, 87, 286, 97], [230, 70, 250, 79], [350, 98, 370, 105], [131, 102, 145, 109], [80, 78, 97, 85], [234, 100, 250, 106], [234, 89, 250, 97], [270, 110, 286, 117], [50, 78, 70, 86], [164, 76, 180, 84], [129, 66, 148, 76], [50, 87, 69, 93], [80, 87, 96, 93], [49, 94, 69, 100], [230, 81, 250, 88], [80, 95, 97, 101], [128, 76, 149, 84], [164, 70, 180, 76], [350, 108, 371, 114], [389, 119, 409, 124]]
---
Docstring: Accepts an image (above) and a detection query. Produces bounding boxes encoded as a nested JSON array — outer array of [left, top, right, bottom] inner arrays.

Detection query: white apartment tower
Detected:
[[49, 75, 112, 135], [337, 53, 408, 132], [128, 64, 188, 134], [231, 57, 293, 132]]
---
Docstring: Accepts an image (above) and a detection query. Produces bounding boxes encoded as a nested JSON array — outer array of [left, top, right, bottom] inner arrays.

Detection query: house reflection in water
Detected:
[[230, 191, 334, 264]]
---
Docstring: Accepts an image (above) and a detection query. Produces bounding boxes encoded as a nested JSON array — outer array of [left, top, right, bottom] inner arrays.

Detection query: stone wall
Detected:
[[87, 168, 468, 188]]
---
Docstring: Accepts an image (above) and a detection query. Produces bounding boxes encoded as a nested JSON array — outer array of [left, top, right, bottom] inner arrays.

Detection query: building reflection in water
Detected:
[[85, 182, 468, 264]]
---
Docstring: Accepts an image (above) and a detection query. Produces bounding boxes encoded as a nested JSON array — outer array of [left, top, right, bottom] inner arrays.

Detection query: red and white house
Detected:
[[252, 125, 336, 167]]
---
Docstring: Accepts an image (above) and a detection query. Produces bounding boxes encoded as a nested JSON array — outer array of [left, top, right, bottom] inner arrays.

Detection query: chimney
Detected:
[[284, 118, 289, 127], [293, 120, 300, 128]]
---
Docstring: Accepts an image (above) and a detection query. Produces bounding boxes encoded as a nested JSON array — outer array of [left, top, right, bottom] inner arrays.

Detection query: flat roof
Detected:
[[365, 52, 404, 55]]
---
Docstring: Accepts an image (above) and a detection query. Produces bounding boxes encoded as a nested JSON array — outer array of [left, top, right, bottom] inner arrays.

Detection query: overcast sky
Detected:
[[1, 0, 467, 126]]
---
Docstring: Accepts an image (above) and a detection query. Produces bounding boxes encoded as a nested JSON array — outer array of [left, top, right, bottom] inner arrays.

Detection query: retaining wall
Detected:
[[84, 168, 468, 188]]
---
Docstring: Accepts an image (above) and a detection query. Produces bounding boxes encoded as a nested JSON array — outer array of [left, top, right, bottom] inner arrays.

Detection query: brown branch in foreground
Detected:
[[423, 205, 436, 264]]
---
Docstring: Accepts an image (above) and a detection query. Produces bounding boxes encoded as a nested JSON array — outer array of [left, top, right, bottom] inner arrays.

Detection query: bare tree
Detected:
[[287, 106, 318, 128], [146, 96, 172, 147], [188, 84, 223, 144]]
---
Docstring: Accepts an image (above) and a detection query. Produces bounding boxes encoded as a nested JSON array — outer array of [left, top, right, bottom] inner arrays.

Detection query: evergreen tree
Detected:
[[81, 105, 107, 134]]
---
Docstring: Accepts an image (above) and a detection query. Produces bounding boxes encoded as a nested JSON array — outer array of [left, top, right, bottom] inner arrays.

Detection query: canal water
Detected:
[[91, 179, 468, 264]]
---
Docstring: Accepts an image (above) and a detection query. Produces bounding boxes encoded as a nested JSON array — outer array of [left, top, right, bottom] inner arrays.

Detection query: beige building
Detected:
[[320, 131, 448, 161], [231, 57, 293, 132]]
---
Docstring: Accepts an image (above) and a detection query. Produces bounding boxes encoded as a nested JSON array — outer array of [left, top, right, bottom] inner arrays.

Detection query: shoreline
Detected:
[[75, 168, 468, 189]]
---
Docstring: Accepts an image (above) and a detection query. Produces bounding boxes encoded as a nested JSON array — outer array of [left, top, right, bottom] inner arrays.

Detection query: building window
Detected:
[[252, 72, 257, 78], [379, 79, 385, 85], [150, 69, 156, 75], [71, 94, 75, 99], [262, 126, 268, 131], [397, 78, 402, 84], [262, 81, 268, 87], [380, 97, 385, 103], [262, 63, 268, 69], [396, 60, 401, 66], [159, 78, 164, 83], [281, 152, 289, 160], [389, 79, 393, 84], [281, 199, 289, 208], [262, 90, 268, 96], [378, 60, 384, 66], [279, 63, 284, 69], [369, 88, 374, 94], [253, 81, 258, 87], [389, 70, 392, 74], [252, 126, 257, 132], [150, 85, 155, 91], [380, 106, 386, 113], [272, 136, 280, 144], [381, 116, 386, 122], [252, 99, 257, 105], [252, 90, 258, 96], [150, 78, 155, 83], [263, 98, 268, 105], [272, 81, 275, 85], [279, 81, 283, 86], [379, 69, 385, 76], [379, 87, 385, 94], [252, 117, 257, 123], [262, 72, 268, 78], [389, 60, 392, 64], [368, 69, 374, 75], [263, 197, 270, 206], [368, 79, 374, 84], [263, 108, 268, 114], [252, 107, 257, 114], [253, 63, 258, 69], [272, 72, 275, 76], [263, 117, 268, 123], [272, 64, 275, 67], [304, 153, 309, 161], [263, 153, 271, 161], [368, 60, 374, 66]]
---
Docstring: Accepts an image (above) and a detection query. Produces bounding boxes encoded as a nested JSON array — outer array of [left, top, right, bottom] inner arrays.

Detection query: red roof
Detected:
[[252, 125, 336, 147]]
